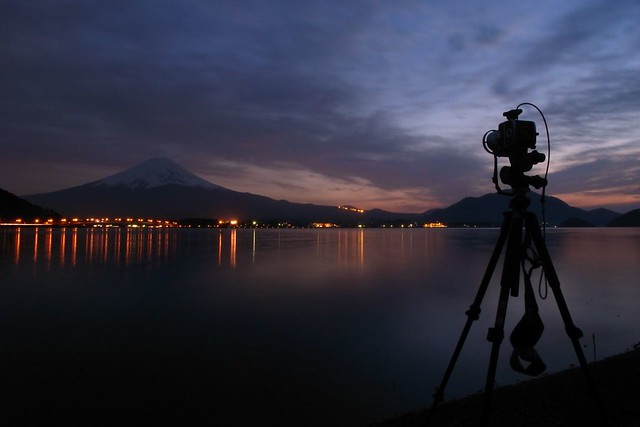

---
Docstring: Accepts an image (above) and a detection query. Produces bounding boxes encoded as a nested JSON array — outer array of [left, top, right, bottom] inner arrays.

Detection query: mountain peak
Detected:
[[90, 158, 224, 190]]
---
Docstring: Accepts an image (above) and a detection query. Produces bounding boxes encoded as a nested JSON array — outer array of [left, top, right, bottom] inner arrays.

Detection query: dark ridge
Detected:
[[0, 187, 61, 221], [608, 209, 640, 227]]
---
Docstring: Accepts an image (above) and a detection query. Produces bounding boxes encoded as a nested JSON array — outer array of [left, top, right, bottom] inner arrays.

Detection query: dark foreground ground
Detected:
[[1, 341, 638, 426], [376, 347, 640, 427]]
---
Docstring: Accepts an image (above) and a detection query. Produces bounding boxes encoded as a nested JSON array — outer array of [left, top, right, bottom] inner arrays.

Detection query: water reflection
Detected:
[[1, 227, 187, 271], [1, 226, 639, 424], [2, 227, 378, 271], [1, 227, 457, 273], [230, 229, 236, 268], [333, 229, 365, 269]]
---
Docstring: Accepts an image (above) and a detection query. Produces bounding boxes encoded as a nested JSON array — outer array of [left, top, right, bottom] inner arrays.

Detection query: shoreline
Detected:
[[375, 347, 640, 426]]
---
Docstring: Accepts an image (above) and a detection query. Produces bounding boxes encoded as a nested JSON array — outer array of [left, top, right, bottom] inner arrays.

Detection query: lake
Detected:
[[1, 226, 639, 425]]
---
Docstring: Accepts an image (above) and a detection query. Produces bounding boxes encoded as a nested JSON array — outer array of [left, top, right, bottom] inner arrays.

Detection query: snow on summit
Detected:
[[91, 158, 223, 190]]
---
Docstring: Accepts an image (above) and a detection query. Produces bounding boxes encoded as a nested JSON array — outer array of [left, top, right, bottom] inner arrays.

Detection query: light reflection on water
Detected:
[[1, 227, 385, 271], [0, 227, 639, 425], [4, 227, 179, 269]]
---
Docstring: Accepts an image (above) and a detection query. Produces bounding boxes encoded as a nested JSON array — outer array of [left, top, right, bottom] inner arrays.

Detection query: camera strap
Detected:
[[509, 246, 546, 377]]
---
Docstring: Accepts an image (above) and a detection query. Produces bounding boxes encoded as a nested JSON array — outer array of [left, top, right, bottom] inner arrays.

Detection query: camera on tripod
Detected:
[[428, 104, 606, 427], [483, 108, 547, 192]]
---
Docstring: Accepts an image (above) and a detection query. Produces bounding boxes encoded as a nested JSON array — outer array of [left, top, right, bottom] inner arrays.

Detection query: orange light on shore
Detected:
[[2, 216, 182, 228], [422, 222, 447, 228], [312, 222, 339, 228]]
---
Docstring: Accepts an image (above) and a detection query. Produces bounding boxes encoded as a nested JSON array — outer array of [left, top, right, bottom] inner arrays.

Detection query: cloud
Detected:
[[199, 158, 438, 212], [1, 0, 639, 211]]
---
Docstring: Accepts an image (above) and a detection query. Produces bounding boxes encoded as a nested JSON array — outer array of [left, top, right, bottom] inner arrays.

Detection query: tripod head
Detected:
[[483, 106, 548, 195]]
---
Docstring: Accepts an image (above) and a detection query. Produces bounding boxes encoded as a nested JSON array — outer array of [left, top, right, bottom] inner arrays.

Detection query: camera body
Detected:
[[487, 118, 537, 158], [484, 108, 547, 192]]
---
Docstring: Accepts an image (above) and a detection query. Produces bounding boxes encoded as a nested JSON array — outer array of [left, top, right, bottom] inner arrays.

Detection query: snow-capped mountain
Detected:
[[22, 158, 381, 222], [89, 157, 225, 190]]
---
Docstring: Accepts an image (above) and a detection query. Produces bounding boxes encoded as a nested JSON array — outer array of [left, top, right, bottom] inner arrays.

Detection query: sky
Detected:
[[1, 0, 639, 213]]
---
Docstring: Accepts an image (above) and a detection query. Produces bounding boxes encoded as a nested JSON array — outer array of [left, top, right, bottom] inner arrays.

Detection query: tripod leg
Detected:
[[525, 212, 608, 425], [425, 212, 512, 426], [480, 210, 524, 426]]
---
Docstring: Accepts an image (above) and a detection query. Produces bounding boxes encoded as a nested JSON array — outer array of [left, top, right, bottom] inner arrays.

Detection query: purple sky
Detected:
[[1, 0, 639, 213]]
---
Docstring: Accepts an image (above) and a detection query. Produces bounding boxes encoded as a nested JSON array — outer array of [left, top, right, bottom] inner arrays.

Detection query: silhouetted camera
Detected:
[[483, 108, 548, 192], [484, 109, 545, 171]]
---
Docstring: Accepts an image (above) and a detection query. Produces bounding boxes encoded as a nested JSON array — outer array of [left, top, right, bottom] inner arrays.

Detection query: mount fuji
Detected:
[[22, 158, 396, 222], [89, 157, 225, 191]]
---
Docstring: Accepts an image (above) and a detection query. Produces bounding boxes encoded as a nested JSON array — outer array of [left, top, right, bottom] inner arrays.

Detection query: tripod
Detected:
[[426, 191, 607, 426]]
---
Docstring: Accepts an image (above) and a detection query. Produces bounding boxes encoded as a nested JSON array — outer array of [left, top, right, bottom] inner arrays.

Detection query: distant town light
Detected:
[[422, 222, 447, 228], [312, 222, 339, 228], [338, 205, 365, 214]]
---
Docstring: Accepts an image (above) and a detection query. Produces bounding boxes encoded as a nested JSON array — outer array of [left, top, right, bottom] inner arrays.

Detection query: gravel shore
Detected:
[[375, 347, 640, 426]]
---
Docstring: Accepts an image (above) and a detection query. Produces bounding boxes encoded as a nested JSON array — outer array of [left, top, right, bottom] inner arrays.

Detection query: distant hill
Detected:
[[0, 188, 61, 221], [419, 193, 620, 227], [608, 209, 640, 227], [585, 207, 623, 226]]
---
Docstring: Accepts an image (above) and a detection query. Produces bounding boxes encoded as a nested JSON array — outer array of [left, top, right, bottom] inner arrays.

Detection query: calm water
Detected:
[[1, 227, 639, 425]]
